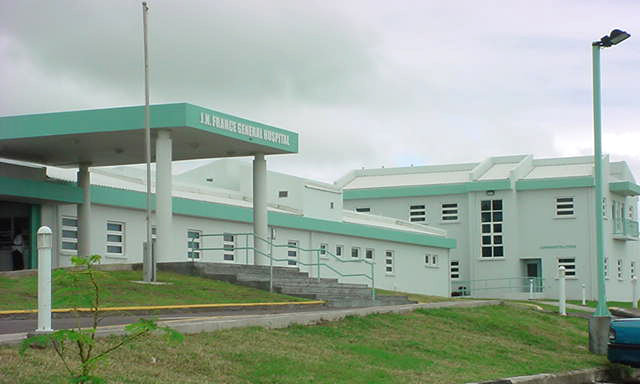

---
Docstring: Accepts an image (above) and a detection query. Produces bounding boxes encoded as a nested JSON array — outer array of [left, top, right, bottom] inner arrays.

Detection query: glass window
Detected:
[[385, 251, 394, 274], [365, 249, 374, 260], [450, 260, 460, 280], [409, 204, 427, 223], [188, 230, 202, 259], [351, 247, 360, 258], [441, 202, 459, 222], [555, 197, 575, 217], [61, 216, 78, 253], [480, 200, 504, 258], [558, 258, 576, 277], [106, 221, 125, 256], [336, 245, 343, 257], [287, 241, 298, 266]]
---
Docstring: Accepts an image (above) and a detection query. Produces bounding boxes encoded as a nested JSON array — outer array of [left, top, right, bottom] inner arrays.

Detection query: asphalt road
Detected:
[[0, 305, 335, 335]]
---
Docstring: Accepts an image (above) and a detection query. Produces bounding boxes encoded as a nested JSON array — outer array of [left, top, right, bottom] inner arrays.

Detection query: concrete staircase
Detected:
[[157, 262, 416, 308]]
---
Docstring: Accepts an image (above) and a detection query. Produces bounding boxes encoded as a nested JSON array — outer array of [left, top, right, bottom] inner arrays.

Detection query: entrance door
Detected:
[[0, 202, 32, 271], [523, 259, 542, 293]]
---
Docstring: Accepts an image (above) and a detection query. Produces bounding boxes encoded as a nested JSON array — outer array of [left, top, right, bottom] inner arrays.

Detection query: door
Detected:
[[523, 259, 542, 293]]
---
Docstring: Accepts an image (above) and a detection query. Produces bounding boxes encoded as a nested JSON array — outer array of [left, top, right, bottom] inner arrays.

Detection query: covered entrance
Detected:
[[0, 103, 298, 274]]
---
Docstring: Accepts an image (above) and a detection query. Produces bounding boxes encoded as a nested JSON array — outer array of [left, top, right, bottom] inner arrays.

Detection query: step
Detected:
[[277, 287, 372, 296]]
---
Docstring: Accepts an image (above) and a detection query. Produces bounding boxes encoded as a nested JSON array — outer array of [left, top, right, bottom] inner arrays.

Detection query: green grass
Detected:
[[0, 270, 308, 310], [1, 304, 607, 383]]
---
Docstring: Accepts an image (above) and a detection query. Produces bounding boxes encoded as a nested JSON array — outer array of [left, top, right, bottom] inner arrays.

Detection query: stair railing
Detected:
[[190, 232, 376, 301]]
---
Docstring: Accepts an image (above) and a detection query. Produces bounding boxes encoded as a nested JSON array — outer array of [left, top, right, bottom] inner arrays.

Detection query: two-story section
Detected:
[[338, 155, 640, 301]]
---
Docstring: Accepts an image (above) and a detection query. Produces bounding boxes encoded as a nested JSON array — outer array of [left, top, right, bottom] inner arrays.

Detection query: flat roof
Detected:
[[0, 103, 298, 167]]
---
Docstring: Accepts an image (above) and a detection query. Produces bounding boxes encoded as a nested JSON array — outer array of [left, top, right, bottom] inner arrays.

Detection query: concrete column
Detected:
[[253, 153, 268, 265], [77, 164, 91, 257], [156, 130, 173, 263], [36, 226, 53, 333]]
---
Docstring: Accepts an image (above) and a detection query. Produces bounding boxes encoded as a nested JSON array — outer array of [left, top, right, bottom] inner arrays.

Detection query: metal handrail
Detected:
[[453, 276, 547, 296], [189, 232, 376, 300]]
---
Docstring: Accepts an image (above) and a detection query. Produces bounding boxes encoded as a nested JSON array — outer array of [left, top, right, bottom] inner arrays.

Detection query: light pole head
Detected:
[[594, 29, 631, 47]]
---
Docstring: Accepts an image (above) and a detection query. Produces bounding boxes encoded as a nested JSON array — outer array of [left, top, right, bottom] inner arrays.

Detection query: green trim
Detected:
[[29, 204, 41, 269], [0, 103, 298, 153], [0, 176, 453, 249], [269, 213, 456, 249], [609, 181, 640, 196], [515, 176, 594, 191], [0, 176, 82, 203], [343, 180, 511, 200]]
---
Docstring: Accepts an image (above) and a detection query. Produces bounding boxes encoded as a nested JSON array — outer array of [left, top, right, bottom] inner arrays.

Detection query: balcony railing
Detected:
[[613, 218, 639, 240]]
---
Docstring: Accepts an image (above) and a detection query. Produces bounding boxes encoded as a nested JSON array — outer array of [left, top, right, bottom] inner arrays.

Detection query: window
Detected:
[[330, 202, 334, 209], [355, 207, 370, 213], [287, 241, 298, 266], [223, 233, 235, 261], [605, 257, 609, 279], [409, 204, 426, 222], [441, 203, 459, 222], [106, 221, 125, 255], [336, 245, 343, 257], [480, 200, 503, 258], [61, 216, 78, 252], [351, 247, 360, 258], [631, 261, 636, 280], [555, 197, 575, 217], [320, 243, 328, 258], [617, 259, 623, 280], [151, 226, 157, 239], [558, 258, 576, 277], [450, 260, 460, 280], [365, 248, 374, 260], [425, 254, 439, 267], [187, 230, 201, 259], [630, 205, 635, 220], [385, 251, 394, 274], [603, 197, 608, 219], [278, 191, 288, 198]]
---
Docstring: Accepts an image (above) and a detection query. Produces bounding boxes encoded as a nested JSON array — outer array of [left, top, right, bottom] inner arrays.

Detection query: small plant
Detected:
[[20, 255, 183, 383]]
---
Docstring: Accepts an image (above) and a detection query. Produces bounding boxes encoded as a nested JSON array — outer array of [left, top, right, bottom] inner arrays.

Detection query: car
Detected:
[[608, 318, 640, 367]]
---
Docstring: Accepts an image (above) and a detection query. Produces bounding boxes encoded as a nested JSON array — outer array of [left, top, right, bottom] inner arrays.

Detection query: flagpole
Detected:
[[142, 1, 155, 282]]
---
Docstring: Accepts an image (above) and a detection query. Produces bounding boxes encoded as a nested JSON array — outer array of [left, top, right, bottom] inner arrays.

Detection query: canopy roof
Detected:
[[0, 103, 298, 167]]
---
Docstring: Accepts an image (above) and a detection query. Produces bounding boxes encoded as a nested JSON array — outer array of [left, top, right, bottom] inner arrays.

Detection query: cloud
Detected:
[[0, 0, 639, 187]]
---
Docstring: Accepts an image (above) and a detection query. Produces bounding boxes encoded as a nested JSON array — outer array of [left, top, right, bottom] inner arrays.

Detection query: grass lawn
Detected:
[[0, 304, 607, 383], [0, 270, 308, 311], [375, 289, 455, 303]]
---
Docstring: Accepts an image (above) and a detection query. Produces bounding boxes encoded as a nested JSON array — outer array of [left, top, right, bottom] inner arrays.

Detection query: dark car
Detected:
[[608, 318, 640, 367]]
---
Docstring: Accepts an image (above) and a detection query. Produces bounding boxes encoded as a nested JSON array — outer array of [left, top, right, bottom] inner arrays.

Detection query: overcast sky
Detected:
[[1, 0, 638, 183]]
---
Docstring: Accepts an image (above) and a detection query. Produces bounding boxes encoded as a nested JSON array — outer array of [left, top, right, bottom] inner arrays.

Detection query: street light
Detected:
[[590, 28, 630, 354]]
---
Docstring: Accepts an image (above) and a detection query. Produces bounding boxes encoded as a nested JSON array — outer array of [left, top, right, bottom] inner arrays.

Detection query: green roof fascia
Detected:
[[609, 181, 640, 196], [184, 104, 298, 154], [0, 103, 187, 140], [0, 103, 298, 154], [515, 176, 594, 191], [269, 212, 456, 249], [343, 179, 512, 200], [0, 176, 82, 203], [0, 176, 450, 249]]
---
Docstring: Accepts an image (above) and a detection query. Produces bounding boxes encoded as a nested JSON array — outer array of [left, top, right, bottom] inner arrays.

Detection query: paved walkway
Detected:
[[0, 300, 499, 345], [533, 300, 595, 312]]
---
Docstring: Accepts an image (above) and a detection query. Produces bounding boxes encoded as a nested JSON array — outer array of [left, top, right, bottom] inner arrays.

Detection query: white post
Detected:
[[77, 164, 91, 257], [253, 153, 268, 265], [529, 278, 534, 300], [632, 277, 638, 309], [156, 129, 172, 265], [581, 283, 587, 306], [559, 266, 566, 316], [142, 1, 154, 282], [36, 226, 53, 333]]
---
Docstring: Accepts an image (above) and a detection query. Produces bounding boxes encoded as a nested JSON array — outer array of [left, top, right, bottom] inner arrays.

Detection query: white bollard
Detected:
[[632, 277, 638, 309], [581, 283, 586, 306], [36, 226, 53, 333], [558, 266, 566, 316], [529, 279, 534, 300]]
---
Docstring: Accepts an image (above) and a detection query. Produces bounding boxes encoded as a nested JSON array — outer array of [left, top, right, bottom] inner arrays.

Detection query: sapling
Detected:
[[20, 255, 183, 383]]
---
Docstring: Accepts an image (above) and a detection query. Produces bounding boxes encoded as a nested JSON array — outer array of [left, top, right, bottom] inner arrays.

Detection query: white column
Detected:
[[36, 226, 53, 333], [253, 153, 268, 265], [156, 130, 173, 263], [77, 164, 91, 257], [559, 266, 567, 316], [632, 277, 638, 309]]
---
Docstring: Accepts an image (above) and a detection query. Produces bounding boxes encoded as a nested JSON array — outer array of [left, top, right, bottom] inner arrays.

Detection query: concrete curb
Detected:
[[0, 299, 500, 345], [468, 366, 639, 384]]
